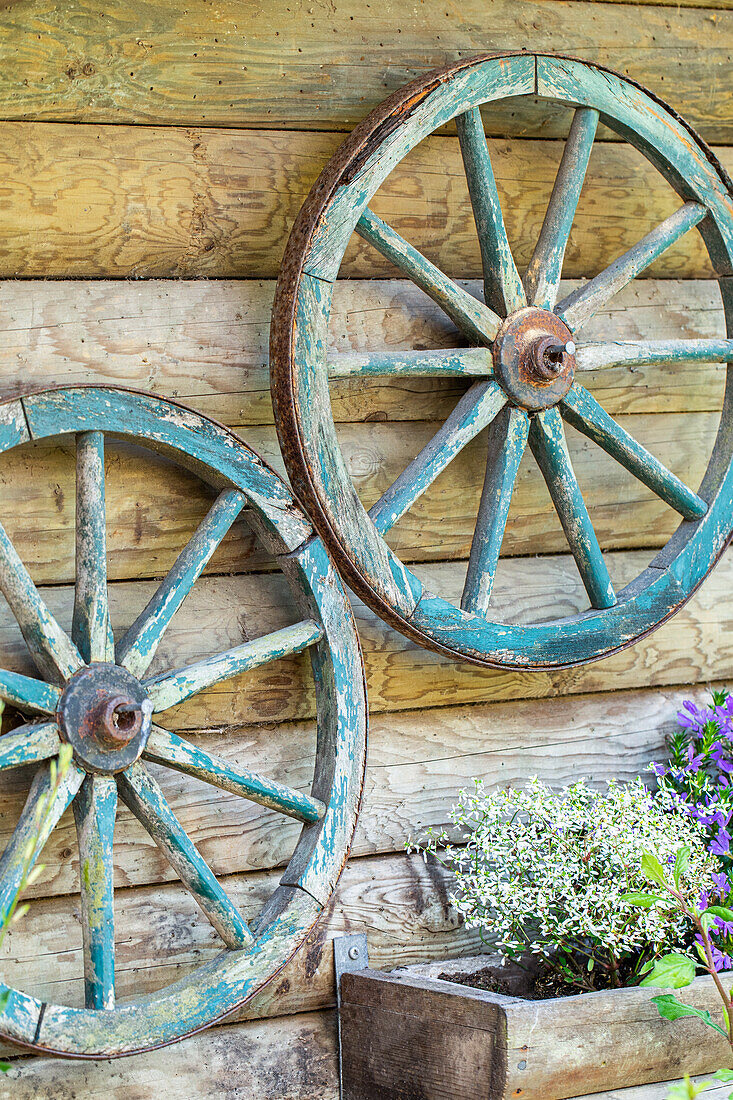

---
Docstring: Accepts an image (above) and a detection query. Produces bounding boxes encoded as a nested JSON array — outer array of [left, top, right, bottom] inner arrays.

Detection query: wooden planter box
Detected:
[[339, 955, 733, 1100]]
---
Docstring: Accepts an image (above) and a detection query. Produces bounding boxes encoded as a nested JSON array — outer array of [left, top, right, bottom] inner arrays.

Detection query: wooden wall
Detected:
[[0, 1, 732, 1096]]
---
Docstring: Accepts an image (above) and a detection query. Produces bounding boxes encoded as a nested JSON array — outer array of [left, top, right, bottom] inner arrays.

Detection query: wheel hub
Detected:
[[493, 307, 576, 411], [57, 662, 153, 774]]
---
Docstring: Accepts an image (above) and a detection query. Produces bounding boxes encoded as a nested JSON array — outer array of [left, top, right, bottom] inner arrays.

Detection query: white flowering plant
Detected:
[[410, 776, 719, 993]]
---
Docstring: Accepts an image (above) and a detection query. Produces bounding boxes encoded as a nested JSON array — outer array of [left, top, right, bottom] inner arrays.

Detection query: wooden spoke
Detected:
[[0, 669, 61, 715], [116, 488, 246, 679], [144, 725, 326, 824], [461, 408, 529, 616], [0, 722, 61, 770], [524, 107, 599, 310], [73, 774, 116, 1010], [72, 431, 114, 664], [562, 383, 707, 521], [557, 202, 708, 332], [575, 338, 733, 373], [328, 346, 493, 379], [144, 619, 324, 714], [529, 408, 616, 610], [456, 106, 526, 316], [0, 758, 84, 926], [368, 381, 508, 535], [356, 208, 501, 345], [0, 521, 83, 683], [118, 762, 253, 950]]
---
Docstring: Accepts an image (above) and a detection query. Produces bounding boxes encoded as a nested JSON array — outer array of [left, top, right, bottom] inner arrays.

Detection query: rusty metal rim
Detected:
[[270, 50, 733, 670]]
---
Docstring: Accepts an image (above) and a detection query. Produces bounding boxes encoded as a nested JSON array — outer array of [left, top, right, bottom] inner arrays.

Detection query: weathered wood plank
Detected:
[[1, 1008, 724, 1100], [0, 408, 719, 584], [0, 688, 711, 1018], [339, 968, 732, 1099], [1, 1011, 340, 1099], [0, 551, 729, 735], [0, 678, 718, 898], [0, 279, 725, 425], [0, 125, 728, 278], [0, 1, 730, 140]]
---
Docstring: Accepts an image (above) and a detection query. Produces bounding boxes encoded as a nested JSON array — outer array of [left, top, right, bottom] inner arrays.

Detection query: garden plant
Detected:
[[413, 690, 733, 1098]]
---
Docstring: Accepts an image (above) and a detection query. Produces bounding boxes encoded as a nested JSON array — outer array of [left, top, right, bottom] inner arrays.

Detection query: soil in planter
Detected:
[[440, 961, 644, 999]]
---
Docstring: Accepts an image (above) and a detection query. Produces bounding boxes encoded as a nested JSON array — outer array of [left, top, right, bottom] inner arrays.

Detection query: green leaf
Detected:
[[642, 851, 668, 888], [620, 891, 664, 908], [704, 906, 733, 923], [664, 1075, 713, 1099], [640, 954, 697, 989], [714, 1069, 733, 1082], [674, 847, 691, 889], [0, 1061, 10, 1074], [652, 994, 728, 1038]]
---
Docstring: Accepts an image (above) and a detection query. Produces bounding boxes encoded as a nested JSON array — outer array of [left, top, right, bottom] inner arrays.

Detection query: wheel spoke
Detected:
[[524, 107, 599, 310], [0, 758, 84, 925], [144, 725, 325, 824], [529, 408, 616, 609], [328, 346, 493, 379], [0, 521, 83, 683], [368, 380, 507, 535], [116, 489, 246, 679], [561, 383, 707, 521], [575, 338, 733, 373], [72, 431, 114, 664], [356, 208, 501, 345], [118, 762, 252, 949], [461, 407, 529, 616], [456, 106, 525, 316], [557, 202, 707, 332], [0, 669, 60, 715], [73, 774, 116, 1010], [0, 722, 60, 770], [144, 619, 324, 714]]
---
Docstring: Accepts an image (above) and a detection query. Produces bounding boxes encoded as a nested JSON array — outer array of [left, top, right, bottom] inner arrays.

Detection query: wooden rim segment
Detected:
[[0, 387, 367, 1057], [271, 52, 733, 669]]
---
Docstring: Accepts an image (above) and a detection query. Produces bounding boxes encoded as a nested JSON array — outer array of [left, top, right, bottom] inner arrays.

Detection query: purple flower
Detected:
[[710, 830, 732, 858], [685, 745, 706, 770], [712, 871, 729, 895], [650, 762, 667, 778], [695, 935, 733, 972]]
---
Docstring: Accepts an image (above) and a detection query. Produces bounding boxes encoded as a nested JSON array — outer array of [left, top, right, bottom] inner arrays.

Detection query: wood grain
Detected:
[[0, 551, 729, 732], [0, 1, 730, 141], [0, 673, 715, 1016], [0, 644, 719, 896], [0, 405, 719, 584], [0, 1008, 724, 1100], [1, 1010, 340, 1098], [0, 279, 725, 426], [0, 124, 728, 278], [339, 968, 732, 1099]]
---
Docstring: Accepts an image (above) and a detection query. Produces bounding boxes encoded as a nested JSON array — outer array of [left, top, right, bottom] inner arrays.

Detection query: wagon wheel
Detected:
[[0, 386, 366, 1057], [271, 52, 733, 668]]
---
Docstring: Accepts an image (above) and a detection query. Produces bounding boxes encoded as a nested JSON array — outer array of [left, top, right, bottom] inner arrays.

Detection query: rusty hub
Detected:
[[492, 307, 576, 411], [57, 663, 153, 774]]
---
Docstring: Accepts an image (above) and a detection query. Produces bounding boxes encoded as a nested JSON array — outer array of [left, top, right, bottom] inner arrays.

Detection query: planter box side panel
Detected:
[[341, 970, 733, 1100], [340, 971, 508, 1100]]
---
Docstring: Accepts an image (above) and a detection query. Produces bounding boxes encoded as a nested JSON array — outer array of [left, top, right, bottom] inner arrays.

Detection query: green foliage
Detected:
[[410, 777, 717, 993], [652, 994, 728, 1038], [640, 954, 697, 989], [666, 1076, 718, 1100]]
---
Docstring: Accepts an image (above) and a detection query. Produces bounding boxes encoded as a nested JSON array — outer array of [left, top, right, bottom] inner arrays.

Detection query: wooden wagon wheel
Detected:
[[271, 53, 733, 669], [0, 386, 366, 1057]]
